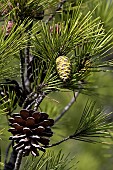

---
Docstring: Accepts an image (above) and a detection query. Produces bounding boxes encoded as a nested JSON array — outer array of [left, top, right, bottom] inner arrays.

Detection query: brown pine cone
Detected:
[[8, 109, 54, 156]]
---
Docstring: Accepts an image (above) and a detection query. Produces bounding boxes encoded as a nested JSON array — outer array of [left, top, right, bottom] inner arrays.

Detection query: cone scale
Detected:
[[9, 109, 54, 156]]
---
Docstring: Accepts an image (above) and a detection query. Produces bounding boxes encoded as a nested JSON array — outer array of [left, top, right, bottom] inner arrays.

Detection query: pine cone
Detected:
[[8, 109, 54, 156]]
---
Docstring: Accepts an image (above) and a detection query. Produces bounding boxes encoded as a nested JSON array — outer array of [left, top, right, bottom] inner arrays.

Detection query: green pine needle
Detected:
[[0, 20, 30, 81], [31, 5, 113, 94], [72, 101, 113, 143], [23, 150, 77, 170]]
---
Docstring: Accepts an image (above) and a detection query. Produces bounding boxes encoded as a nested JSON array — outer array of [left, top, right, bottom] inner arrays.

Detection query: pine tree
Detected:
[[0, 0, 113, 170]]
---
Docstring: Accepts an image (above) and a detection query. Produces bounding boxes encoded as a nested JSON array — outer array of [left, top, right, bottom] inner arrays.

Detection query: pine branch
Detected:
[[46, 101, 113, 148], [22, 91, 37, 109], [25, 40, 31, 91], [45, 136, 70, 148], [32, 6, 113, 95], [26, 91, 46, 110], [19, 50, 26, 91], [45, 134, 101, 148], [70, 101, 113, 142]]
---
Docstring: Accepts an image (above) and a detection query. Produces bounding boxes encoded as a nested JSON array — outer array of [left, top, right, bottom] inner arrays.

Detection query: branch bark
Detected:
[[20, 50, 25, 91], [14, 150, 23, 170], [26, 92, 46, 110], [45, 136, 70, 148], [45, 134, 97, 148]]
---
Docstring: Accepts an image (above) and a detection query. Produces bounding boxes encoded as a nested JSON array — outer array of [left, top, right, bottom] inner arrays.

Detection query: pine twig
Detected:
[[45, 132, 98, 148], [26, 92, 45, 110], [45, 136, 70, 148], [26, 99, 37, 110], [22, 91, 37, 109], [45, 0, 67, 24], [14, 150, 23, 170], [25, 31, 33, 92], [54, 91, 79, 123], [34, 92, 46, 108], [26, 42, 30, 75], [34, 98, 39, 111]]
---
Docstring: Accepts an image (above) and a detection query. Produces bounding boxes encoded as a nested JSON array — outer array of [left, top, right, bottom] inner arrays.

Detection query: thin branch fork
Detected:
[[54, 91, 79, 123], [45, 133, 80, 148], [45, 133, 99, 148], [45, 136, 70, 148], [22, 91, 37, 109], [26, 91, 46, 110]]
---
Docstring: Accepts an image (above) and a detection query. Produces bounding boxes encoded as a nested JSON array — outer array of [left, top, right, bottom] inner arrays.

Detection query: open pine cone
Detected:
[[8, 109, 54, 156]]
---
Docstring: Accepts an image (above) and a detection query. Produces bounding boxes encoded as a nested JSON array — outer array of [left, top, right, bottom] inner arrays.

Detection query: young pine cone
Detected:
[[8, 109, 54, 156], [56, 56, 71, 82]]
